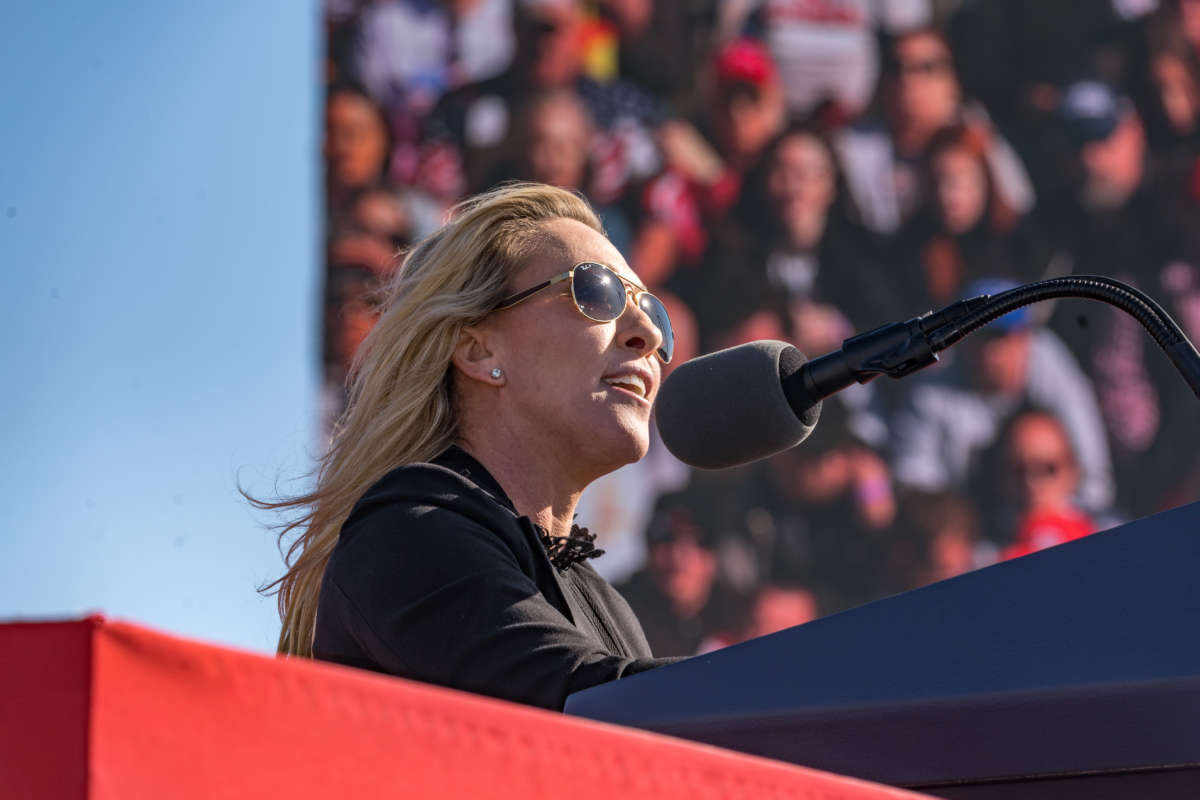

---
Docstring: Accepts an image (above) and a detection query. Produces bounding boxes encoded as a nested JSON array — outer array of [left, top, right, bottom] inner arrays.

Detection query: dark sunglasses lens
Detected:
[[572, 263, 627, 321], [639, 293, 675, 363]]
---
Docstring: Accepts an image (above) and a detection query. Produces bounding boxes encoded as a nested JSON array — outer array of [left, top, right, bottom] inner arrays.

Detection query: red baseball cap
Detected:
[[714, 38, 776, 88]]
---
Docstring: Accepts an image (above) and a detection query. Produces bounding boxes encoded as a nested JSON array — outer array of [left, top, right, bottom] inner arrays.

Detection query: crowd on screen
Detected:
[[321, 0, 1200, 656]]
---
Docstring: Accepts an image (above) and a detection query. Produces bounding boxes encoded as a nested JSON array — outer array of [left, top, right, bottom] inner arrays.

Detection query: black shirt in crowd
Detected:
[[313, 445, 679, 710]]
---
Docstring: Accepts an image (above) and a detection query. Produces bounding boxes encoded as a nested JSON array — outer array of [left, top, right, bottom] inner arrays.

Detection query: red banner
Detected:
[[1, 616, 928, 799]]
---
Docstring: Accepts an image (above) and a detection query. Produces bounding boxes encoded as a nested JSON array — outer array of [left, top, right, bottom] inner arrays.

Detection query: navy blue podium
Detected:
[[566, 501, 1200, 798]]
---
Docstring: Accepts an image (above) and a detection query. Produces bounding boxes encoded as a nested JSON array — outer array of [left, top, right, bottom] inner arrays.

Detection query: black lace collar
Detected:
[[537, 524, 605, 570], [433, 445, 605, 570]]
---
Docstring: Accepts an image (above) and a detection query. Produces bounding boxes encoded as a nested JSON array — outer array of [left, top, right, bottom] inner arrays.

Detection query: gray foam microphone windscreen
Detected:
[[654, 340, 821, 469]]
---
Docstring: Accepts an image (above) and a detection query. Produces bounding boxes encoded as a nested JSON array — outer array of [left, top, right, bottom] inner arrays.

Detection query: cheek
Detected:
[[503, 313, 608, 398], [944, 180, 983, 223], [499, 306, 654, 460]]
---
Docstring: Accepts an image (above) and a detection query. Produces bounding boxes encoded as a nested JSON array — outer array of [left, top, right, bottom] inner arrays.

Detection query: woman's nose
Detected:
[[621, 295, 664, 358]]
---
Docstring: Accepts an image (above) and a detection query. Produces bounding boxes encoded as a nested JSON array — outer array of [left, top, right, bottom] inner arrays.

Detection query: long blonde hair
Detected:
[[253, 183, 603, 656]]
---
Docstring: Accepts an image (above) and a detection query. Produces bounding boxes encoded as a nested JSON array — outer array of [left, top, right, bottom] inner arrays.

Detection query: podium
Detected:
[[566, 501, 1200, 798]]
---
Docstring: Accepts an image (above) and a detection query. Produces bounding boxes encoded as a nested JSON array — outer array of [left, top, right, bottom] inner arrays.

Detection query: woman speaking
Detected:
[[259, 182, 679, 710]]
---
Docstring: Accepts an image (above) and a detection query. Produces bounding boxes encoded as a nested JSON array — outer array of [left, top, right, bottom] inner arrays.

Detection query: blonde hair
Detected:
[[253, 183, 603, 656]]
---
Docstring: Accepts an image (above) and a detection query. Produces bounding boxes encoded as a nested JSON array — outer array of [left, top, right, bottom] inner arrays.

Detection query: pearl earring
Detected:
[[490, 368, 503, 380]]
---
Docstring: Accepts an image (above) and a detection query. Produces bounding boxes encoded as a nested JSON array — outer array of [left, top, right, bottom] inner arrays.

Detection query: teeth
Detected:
[[604, 374, 647, 398]]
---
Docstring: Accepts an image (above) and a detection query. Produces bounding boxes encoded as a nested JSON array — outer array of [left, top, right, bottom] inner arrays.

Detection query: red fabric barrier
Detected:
[[0, 619, 91, 798], [1, 616, 930, 799]]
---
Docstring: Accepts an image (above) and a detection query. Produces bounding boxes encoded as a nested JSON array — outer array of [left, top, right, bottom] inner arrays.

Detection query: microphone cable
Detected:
[[926, 275, 1200, 400]]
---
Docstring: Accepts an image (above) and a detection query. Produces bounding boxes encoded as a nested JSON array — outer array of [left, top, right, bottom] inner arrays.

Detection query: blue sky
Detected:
[[0, 2, 320, 652]]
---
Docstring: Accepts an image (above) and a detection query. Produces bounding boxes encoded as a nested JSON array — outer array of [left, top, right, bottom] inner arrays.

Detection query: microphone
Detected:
[[656, 299, 988, 468], [654, 340, 821, 469]]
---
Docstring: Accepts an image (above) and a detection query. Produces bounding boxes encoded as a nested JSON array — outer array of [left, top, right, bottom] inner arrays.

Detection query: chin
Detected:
[[591, 415, 652, 475]]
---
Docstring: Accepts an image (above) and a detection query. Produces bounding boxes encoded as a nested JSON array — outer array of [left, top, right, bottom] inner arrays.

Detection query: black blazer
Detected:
[[313, 446, 677, 710]]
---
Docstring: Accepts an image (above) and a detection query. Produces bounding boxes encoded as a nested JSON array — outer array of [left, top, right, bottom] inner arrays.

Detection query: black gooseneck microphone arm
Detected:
[[794, 275, 1200, 409]]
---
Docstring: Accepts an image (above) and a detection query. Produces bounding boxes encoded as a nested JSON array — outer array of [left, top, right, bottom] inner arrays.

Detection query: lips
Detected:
[[601, 367, 654, 401]]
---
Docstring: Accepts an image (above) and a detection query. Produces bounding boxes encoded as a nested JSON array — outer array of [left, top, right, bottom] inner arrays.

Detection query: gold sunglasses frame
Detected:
[[494, 261, 674, 363]]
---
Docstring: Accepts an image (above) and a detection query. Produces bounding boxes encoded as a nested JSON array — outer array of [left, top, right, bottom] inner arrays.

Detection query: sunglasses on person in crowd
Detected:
[[895, 56, 953, 77], [1012, 457, 1070, 481], [494, 261, 675, 363]]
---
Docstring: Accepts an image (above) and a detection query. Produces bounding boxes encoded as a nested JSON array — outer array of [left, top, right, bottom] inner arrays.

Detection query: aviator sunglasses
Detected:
[[494, 261, 675, 363]]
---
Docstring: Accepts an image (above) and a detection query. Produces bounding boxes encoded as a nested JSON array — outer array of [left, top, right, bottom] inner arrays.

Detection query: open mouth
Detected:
[[602, 373, 650, 402]]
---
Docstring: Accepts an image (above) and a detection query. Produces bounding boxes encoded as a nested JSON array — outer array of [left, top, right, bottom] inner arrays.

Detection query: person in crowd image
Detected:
[[678, 123, 897, 355], [423, 0, 665, 199], [616, 491, 748, 658], [672, 123, 899, 459], [946, 0, 1154, 128], [990, 408, 1103, 559], [510, 89, 595, 191], [754, 398, 898, 612], [255, 183, 681, 709], [348, 0, 515, 116], [599, 0, 707, 106], [324, 83, 393, 217], [1141, 9, 1200, 189], [835, 26, 1035, 236], [890, 490, 994, 590], [896, 123, 1053, 312], [742, 582, 821, 639], [1047, 77, 1198, 515], [334, 0, 519, 196], [325, 185, 434, 279], [320, 264, 381, 434], [714, 0, 932, 122], [697, 580, 823, 653], [890, 279, 1115, 521], [493, 87, 635, 254], [633, 37, 787, 287]]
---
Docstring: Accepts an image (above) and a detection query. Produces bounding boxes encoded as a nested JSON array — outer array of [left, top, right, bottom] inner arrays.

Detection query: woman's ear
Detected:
[[451, 325, 506, 386]]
